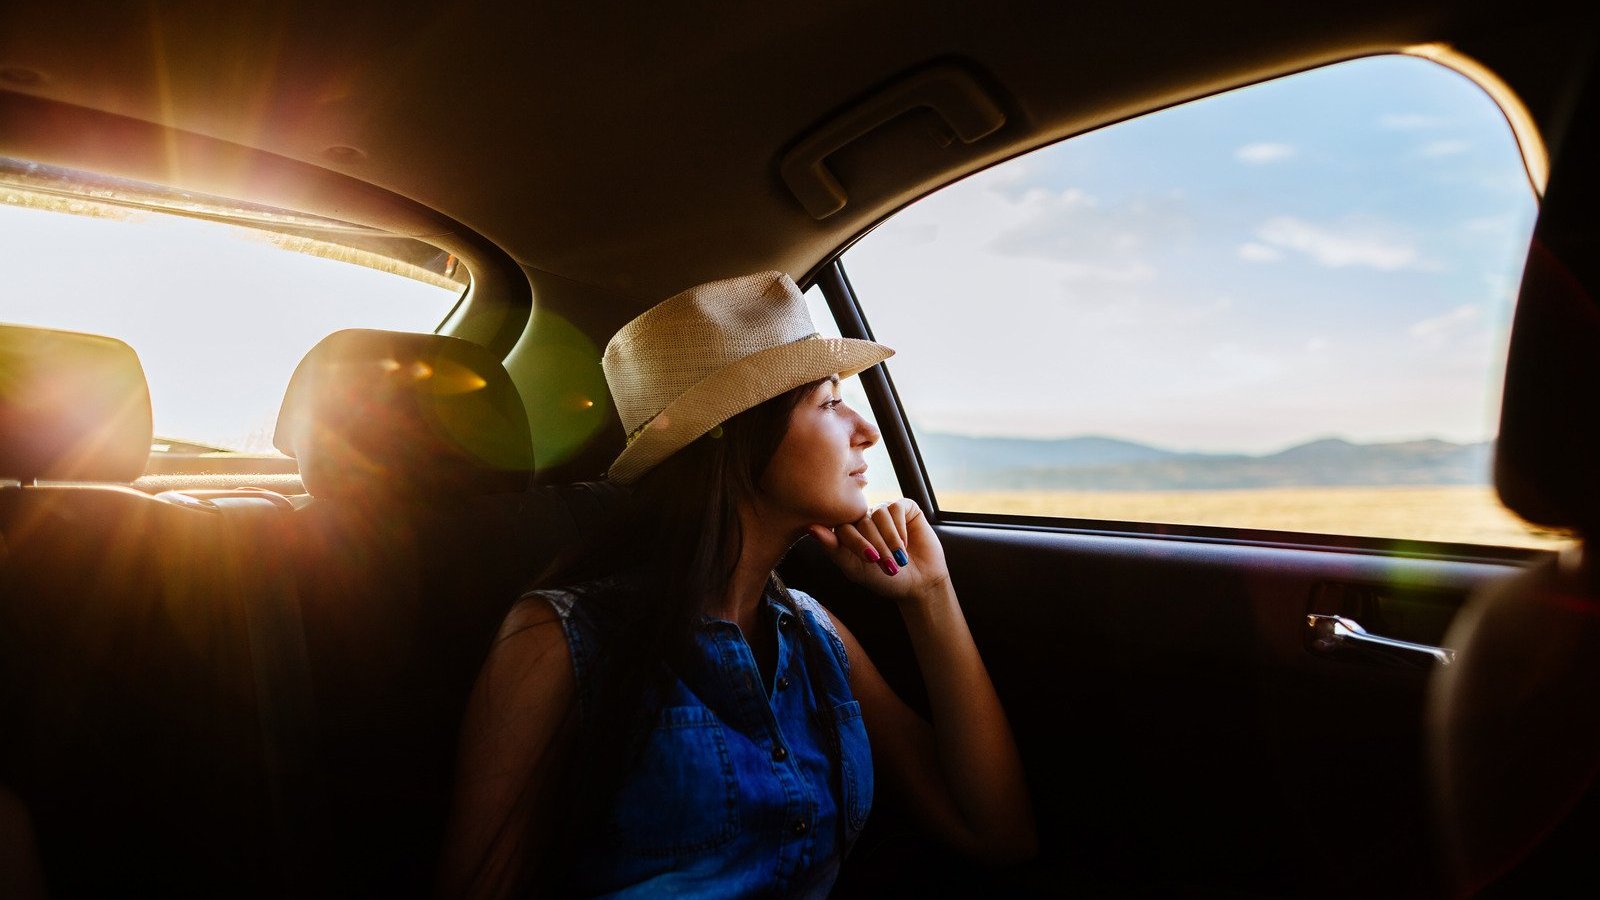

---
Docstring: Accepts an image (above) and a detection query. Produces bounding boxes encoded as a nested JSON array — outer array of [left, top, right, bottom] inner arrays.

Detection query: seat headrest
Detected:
[[1494, 243, 1600, 534], [0, 323, 152, 483], [274, 329, 534, 500], [1494, 70, 1600, 537]]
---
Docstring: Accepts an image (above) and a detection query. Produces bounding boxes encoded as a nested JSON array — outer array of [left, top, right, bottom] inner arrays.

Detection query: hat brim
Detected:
[[607, 335, 893, 483]]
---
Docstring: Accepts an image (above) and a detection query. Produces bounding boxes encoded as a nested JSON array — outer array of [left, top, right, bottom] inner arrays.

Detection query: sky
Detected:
[[0, 55, 1537, 458], [842, 54, 1539, 454]]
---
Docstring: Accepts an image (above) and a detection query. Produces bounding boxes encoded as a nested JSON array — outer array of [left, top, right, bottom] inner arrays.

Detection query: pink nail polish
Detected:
[[881, 558, 898, 576], [863, 546, 881, 563]]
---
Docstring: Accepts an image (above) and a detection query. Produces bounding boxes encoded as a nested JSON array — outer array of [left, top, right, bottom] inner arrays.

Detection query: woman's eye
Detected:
[[823, 398, 844, 410]]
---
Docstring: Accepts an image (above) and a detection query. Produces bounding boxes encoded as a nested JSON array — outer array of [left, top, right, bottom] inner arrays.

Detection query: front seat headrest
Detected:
[[0, 323, 153, 483], [1494, 240, 1600, 535], [1494, 62, 1600, 538], [274, 329, 534, 500]]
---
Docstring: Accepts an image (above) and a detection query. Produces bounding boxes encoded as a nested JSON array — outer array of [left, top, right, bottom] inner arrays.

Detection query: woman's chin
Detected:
[[837, 497, 870, 525]]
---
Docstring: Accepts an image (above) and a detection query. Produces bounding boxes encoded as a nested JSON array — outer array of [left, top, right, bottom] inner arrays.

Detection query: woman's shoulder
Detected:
[[515, 576, 641, 666], [783, 584, 827, 620], [779, 583, 852, 678], [491, 593, 571, 669], [505, 578, 638, 724], [520, 575, 634, 621], [476, 597, 575, 724]]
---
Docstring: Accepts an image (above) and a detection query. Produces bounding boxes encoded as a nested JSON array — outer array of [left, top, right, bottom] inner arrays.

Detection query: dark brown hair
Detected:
[[495, 377, 828, 892]]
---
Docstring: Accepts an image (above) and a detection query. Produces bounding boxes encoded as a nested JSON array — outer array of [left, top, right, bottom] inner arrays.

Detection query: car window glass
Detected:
[[804, 283, 903, 505], [841, 55, 1566, 550], [0, 160, 465, 462]]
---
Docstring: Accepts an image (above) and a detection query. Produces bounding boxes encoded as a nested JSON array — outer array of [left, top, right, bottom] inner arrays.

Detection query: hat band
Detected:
[[621, 331, 822, 448]]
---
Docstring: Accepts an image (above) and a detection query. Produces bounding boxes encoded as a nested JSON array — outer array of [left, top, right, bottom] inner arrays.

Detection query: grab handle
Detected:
[[780, 63, 1006, 219]]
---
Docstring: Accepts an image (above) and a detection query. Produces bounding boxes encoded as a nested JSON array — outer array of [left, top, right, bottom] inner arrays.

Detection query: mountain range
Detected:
[[916, 433, 1493, 491]]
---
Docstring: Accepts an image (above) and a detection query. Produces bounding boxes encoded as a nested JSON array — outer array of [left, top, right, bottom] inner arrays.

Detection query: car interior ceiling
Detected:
[[1, 1, 1599, 897]]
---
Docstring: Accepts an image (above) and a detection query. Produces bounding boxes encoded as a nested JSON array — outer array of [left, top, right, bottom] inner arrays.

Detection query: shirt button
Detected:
[[776, 676, 790, 690], [772, 745, 788, 761], [792, 819, 809, 836]]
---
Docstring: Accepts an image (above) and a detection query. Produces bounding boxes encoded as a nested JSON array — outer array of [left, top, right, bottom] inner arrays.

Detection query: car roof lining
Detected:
[[2, 1, 1592, 317]]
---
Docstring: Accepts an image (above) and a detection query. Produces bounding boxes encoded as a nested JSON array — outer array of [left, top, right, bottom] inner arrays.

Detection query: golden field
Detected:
[[933, 485, 1573, 550]]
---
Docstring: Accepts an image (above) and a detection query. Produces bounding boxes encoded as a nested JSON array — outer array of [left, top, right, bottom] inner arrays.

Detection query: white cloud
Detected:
[[1379, 113, 1448, 130], [1054, 187, 1095, 208], [1416, 139, 1470, 158], [1254, 216, 1422, 271], [1235, 142, 1296, 164], [984, 185, 1190, 283], [1237, 242, 1282, 263], [1409, 304, 1481, 339]]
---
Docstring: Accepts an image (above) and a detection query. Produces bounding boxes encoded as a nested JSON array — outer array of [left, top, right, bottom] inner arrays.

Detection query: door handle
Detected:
[[1306, 614, 1456, 667]]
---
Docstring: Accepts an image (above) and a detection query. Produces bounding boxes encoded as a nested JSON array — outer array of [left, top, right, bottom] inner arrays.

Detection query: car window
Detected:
[[840, 55, 1566, 550], [0, 158, 467, 465]]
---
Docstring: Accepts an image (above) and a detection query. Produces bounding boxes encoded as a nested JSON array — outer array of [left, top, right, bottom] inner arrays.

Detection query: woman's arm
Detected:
[[807, 499, 1037, 864], [436, 597, 577, 900]]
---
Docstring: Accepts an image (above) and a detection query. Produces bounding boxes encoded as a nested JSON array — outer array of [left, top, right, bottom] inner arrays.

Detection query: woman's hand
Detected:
[[806, 498, 950, 607], [807, 500, 1039, 864]]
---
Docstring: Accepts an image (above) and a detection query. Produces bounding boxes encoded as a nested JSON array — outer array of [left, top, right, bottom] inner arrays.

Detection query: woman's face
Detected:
[[757, 376, 880, 529]]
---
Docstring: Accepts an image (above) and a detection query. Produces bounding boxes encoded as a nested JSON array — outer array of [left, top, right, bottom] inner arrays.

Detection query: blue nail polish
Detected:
[[892, 548, 908, 567]]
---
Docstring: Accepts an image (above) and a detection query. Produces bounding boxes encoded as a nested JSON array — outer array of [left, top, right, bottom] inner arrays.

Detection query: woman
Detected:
[[440, 271, 1034, 897]]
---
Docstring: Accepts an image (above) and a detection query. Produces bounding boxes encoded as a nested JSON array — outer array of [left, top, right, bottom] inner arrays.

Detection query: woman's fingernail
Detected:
[[880, 558, 899, 576], [891, 548, 909, 567], [863, 546, 881, 563]]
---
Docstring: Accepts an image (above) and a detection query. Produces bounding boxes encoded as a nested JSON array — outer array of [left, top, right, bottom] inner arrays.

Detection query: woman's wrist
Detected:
[[896, 574, 957, 621]]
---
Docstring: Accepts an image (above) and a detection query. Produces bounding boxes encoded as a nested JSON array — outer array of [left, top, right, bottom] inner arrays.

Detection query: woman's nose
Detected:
[[854, 410, 880, 448]]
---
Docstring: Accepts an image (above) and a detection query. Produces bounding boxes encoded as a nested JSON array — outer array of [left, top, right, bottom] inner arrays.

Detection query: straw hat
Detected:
[[603, 271, 894, 483]]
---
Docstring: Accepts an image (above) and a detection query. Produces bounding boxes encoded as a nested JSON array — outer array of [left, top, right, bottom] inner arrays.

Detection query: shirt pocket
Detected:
[[829, 700, 874, 840], [606, 704, 740, 857]]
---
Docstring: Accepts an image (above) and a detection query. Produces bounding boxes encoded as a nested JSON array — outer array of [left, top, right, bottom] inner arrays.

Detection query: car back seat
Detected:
[[272, 329, 623, 897], [2, 323, 622, 897], [0, 324, 287, 897]]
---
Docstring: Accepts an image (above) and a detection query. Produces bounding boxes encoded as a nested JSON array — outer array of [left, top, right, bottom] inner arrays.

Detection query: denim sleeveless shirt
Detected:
[[536, 578, 873, 898]]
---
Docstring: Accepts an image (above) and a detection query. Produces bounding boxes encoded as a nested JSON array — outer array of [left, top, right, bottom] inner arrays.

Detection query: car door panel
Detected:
[[785, 522, 1527, 897]]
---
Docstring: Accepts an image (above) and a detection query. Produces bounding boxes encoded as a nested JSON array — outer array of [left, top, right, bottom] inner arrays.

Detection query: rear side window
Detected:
[[0, 158, 466, 464], [841, 55, 1563, 550]]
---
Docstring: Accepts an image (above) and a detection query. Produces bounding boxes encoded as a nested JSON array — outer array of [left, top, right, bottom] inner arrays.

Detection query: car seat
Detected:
[[1425, 61, 1600, 897], [0, 324, 286, 897], [273, 328, 624, 897]]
